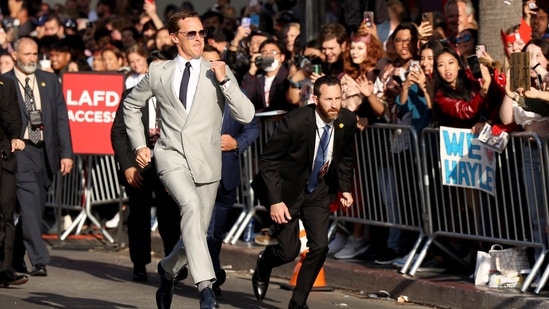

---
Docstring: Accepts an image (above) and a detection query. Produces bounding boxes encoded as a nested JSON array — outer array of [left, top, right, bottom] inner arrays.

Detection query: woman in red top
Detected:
[[433, 47, 492, 131]]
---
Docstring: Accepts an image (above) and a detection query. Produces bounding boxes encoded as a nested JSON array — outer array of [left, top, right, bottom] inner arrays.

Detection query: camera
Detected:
[[293, 55, 323, 70], [254, 56, 274, 69], [29, 110, 43, 130]]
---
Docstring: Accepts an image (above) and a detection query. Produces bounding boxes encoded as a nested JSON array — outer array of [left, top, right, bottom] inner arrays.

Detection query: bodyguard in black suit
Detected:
[[6, 37, 73, 277], [0, 76, 28, 286], [111, 88, 181, 282], [251, 76, 357, 309]]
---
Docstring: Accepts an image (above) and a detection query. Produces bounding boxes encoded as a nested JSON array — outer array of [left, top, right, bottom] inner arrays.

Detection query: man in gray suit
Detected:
[[123, 10, 255, 309]]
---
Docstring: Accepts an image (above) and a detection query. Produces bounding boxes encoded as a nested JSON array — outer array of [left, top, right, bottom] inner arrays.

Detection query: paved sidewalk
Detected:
[[215, 243, 549, 309]]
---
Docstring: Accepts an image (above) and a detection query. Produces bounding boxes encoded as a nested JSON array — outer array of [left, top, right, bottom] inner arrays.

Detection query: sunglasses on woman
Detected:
[[454, 34, 472, 44]]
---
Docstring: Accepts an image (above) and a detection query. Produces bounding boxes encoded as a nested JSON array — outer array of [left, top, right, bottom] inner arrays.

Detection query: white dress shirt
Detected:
[[172, 55, 201, 112]]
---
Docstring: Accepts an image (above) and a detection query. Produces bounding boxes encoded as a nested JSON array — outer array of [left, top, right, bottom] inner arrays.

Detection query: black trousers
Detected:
[[207, 181, 237, 272], [124, 166, 181, 267], [261, 182, 332, 306], [0, 169, 16, 271]]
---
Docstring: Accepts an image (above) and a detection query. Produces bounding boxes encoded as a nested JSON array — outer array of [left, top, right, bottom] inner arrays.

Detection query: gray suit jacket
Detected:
[[123, 58, 255, 184]]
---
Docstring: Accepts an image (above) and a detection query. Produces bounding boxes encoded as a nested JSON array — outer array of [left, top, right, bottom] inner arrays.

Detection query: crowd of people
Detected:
[[1, 0, 549, 307]]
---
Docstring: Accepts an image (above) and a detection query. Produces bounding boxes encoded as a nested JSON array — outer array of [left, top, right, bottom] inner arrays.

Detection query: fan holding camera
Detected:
[[241, 39, 296, 112], [286, 40, 326, 107]]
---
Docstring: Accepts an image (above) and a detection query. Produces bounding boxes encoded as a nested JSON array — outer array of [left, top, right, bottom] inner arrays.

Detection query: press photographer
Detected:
[[226, 29, 270, 81], [241, 39, 296, 112]]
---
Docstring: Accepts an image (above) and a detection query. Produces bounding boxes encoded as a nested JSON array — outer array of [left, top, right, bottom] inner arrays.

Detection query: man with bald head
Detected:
[[5, 37, 73, 278]]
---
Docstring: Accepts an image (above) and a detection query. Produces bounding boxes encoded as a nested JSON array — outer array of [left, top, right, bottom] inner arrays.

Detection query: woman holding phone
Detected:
[[433, 47, 492, 129], [396, 39, 444, 133]]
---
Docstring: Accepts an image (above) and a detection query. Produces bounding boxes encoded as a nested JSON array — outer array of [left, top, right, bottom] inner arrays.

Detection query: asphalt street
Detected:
[[0, 243, 433, 309]]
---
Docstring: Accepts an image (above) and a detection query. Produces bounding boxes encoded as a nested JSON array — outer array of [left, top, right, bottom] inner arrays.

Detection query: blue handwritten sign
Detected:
[[439, 127, 496, 195]]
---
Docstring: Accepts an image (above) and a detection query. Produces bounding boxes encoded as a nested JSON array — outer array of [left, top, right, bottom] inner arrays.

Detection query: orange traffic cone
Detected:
[[279, 220, 334, 291]]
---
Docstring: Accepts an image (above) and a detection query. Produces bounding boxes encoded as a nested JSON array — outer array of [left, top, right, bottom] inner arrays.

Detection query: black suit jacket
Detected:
[[110, 88, 153, 184], [0, 76, 22, 173], [252, 104, 356, 209], [3, 69, 73, 176]]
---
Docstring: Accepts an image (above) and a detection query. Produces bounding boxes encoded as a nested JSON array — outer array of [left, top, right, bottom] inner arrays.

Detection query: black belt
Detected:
[[23, 139, 44, 148]]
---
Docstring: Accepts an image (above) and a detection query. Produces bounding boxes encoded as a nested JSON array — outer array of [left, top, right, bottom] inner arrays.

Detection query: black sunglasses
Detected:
[[177, 29, 208, 40]]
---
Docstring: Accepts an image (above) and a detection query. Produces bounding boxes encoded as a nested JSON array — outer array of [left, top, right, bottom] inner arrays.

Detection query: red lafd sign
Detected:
[[63, 72, 125, 155]]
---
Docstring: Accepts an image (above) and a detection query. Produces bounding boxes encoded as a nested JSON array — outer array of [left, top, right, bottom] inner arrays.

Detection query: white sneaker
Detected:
[[47, 215, 73, 234], [334, 236, 369, 259], [63, 215, 72, 230], [328, 233, 348, 254], [105, 213, 120, 229]]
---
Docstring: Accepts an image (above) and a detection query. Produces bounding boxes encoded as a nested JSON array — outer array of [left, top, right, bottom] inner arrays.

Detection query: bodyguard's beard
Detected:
[[17, 60, 37, 74]]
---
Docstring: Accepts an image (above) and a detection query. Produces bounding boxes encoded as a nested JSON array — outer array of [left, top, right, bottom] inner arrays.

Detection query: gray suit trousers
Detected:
[[158, 158, 218, 284]]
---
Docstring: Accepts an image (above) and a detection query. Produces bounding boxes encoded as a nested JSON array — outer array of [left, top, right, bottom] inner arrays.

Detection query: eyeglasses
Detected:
[[454, 34, 472, 44], [394, 38, 412, 45], [177, 29, 208, 40], [260, 50, 280, 57]]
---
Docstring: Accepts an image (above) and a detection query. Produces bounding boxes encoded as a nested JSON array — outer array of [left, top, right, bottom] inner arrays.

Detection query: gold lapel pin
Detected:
[[41, 82, 46, 87], [339, 123, 344, 128], [0, 81, 3, 85]]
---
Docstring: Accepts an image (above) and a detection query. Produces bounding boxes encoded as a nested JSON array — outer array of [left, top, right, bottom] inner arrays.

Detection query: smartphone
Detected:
[[363, 11, 374, 28], [466, 55, 482, 79], [250, 14, 260, 28], [409, 60, 420, 72], [146, 0, 154, 4], [422, 12, 434, 26], [249, 0, 259, 6], [312, 64, 322, 74], [476, 44, 486, 58], [529, 2, 539, 11], [241, 17, 251, 28]]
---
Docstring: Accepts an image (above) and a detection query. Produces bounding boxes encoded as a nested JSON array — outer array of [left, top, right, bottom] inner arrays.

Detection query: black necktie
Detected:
[[179, 62, 191, 108], [307, 125, 330, 193], [24, 77, 40, 144]]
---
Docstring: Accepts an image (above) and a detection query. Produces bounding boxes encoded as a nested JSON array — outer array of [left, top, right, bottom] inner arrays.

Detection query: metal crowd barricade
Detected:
[[224, 114, 284, 244], [414, 129, 549, 293], [46, 155, 127, 243], [46, 156, 85, 234], [335, 123, 426, 274]]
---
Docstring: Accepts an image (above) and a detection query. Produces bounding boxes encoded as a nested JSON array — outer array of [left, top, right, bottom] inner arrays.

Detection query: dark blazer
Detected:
[[252, 104, 356, 209], [240, 65, 295, 112], [220, 109, 259, 191], [3, 69, 73, 175], [110, 88, 153, 181], [0, 76, 22, 173]]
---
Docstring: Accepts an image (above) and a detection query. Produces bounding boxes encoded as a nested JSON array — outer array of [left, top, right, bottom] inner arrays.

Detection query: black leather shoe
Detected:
[[175, 266, 188, 282], [0, 269, 29, 287], [132, 264, 148, 282], [288, 299, 309, 309], [212, 269, 226, 296], [252, 251, 271, 301], [199, 287, 219, 309], [12, 262, 27, 274], [156, 262, 174, 309], [30, 264, 47, 276], [212, 284, 222, 296]]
